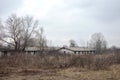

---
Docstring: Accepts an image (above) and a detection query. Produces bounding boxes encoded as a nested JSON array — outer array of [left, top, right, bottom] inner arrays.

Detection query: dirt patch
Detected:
[[0, 72, 9, 77], [18, 69, 58, 76], [0, 69, 58, 77], [18, 69, 45, 76]]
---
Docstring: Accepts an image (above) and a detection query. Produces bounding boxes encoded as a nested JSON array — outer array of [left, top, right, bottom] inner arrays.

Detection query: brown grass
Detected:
[[0, 64, 120, 80], [0, 53, 120, 70], [0, 53, 120, 80]]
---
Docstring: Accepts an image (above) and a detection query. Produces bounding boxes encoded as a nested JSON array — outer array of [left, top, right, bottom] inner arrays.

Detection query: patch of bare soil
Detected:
[[0, 68, 59, 80], [17, 69, 58, 76]]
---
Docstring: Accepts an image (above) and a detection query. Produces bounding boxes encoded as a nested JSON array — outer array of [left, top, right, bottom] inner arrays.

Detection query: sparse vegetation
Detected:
[[0, 52, 120, 70], [0, 52, 120, 80]]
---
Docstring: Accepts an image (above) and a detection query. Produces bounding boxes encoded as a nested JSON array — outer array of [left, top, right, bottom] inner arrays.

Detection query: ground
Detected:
[[0, 65, 120, 80]]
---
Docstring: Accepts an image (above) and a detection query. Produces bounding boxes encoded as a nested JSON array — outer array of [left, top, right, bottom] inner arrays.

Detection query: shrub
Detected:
[[0, 52, 120, 71]]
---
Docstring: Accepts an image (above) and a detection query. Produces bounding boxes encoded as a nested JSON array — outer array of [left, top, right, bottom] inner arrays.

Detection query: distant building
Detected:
[[0, 46, 96, 56], [58, 47, 96, 54]]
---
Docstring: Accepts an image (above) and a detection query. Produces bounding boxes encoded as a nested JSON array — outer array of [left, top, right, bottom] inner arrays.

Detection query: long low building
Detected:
[[0, 47, 58, 56], [0, 46, 96, 56], [58, 47, 96, 54]]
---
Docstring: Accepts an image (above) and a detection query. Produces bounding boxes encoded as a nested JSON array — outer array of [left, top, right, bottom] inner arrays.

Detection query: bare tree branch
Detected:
[[89, 33, 107, 54]]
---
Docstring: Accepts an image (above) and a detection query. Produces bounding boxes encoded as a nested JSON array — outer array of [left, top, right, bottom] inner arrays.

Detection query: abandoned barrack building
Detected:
[[0, 46, 96, 56], [58, 47, 96, 54]]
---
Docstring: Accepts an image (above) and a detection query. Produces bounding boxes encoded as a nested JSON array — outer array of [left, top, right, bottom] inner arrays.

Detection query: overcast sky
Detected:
[[0, 0, 120, 47]]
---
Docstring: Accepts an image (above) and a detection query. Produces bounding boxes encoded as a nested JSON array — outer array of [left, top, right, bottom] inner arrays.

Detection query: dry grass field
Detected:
[[0, 65, 120, 80], [0, 53, 120, 80]]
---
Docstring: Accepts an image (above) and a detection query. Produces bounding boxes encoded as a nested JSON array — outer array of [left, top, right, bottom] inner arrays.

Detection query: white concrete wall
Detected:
[[59, 49, 74, 54]]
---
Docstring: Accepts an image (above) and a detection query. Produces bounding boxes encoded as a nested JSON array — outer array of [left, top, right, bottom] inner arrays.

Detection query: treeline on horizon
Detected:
[[0, 14, 119, 54]]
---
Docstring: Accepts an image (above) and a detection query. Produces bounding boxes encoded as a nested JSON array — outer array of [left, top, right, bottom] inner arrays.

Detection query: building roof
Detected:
[[60, 47, 95, 51], [25, 47, 59, 51], [25, 47, 40, 51]]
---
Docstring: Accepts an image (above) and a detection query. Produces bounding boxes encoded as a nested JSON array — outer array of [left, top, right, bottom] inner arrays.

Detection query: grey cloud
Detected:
[[65, 0, 95, 9], [65, 0, 120, 22], [1, 0, 119, 46], [92, 0, 120, 22], [0, 0, 23, 16], [43, 0, 120, 46]]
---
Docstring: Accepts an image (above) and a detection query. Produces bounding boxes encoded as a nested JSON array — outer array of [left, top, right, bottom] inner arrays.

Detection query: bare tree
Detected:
[[27, 38, 36, 47], [89, 33, 107, 54], [69, 39, 77, 47], [0, 19, 6, 38], [0, 19, 3, 38], [6, 14, 22, 50], [35, 27, 47, 53], [0, 19, 4, 47], [20, 16, 39, 51], [0, 14, 39, 51]]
